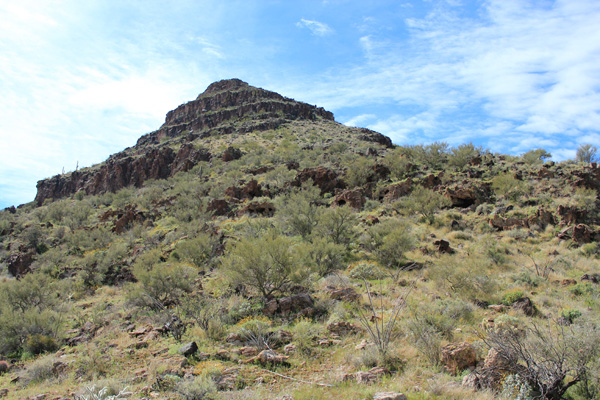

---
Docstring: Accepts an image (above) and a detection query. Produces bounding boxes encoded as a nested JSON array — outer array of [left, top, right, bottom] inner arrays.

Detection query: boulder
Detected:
[[573, 224, 595, 244], [292, 167, 346, 194], [326, 286, 361, 302], [381, 179, 413, 202], [327, 321, 361, 336], [343, 366, 391, 384], [373, 393, 407, 400], [333, 189, 364, 209], [441, 342, 478, 375], [263, 293, 314, 316], [463, 348, 510, 390], [222, 146, 243, 162], [237, 201, 275, 217], [246, 350, 289, 366], [512, 297, 536, 316], [206, 199, 230, 216], [433, 239, 454, 254], [0, 361, 8, 375], [581, 273, 600, 284], [178, 342, 198, 357]]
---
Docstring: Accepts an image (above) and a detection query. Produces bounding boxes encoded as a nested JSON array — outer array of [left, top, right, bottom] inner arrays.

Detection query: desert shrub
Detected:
[[133, 262, 197, 307], [22, 224, 45, 253], [407, 316, 443, 366], [75, 384, 133, 400], [171, 233, 217, 269], [22, 354, 63, 385], [448, 142, 482, 170], [396, 185, 451, 224], [560, 309, 582, 324], [383, 148, 413, 180], [345, 156, 375, 187], [575, 144, 598, 164], [222, 231, 308, 298], [361, 218, 414, 268], [23, 334, 59, 355], [521, 149, 552, 165], [66, 225, 114, 254], [236, 317, 272, 349], [348, 262, 386, 280], [276, 182, 323, 240], [501, 289, 525, 306], [175, 376, 217, 400], [571, 187, 597, 214], [314, 205, 356, 246], [299, 237, 347, 276], [428, 255, 497, 301], [180, 293, 222, 333], [478, 235, 510, 265], [482, 319, 600, 399], [399, 142, 449, 170], [292, 318, 325, 354], [64, 200, 94, 229], [492, 173, 529, 201], [512, 270, 542, 288]]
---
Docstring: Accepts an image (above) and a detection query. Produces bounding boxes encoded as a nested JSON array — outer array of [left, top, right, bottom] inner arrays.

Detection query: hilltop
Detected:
[[1, 80, 600, 400]]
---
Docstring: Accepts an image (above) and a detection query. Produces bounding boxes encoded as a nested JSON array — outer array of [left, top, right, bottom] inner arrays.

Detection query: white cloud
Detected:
[[296, 18, 334, 36], [343, 113, 376, 127]]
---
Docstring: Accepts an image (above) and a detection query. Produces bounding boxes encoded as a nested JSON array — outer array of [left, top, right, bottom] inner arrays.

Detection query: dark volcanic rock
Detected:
[[292, 167, 346, 194]]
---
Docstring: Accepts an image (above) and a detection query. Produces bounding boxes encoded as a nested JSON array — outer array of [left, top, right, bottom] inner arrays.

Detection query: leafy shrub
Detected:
[[396, 186, 451, 224], [314, 205, 356, 246], [348, 262, 386, 280], [23, 334, 59, 355], [175, 376, 217, 400], [235, 316, 272, 349], [561, 308, 582, 324], [22, 354, 62, 385], [276, 183, 322, 240], [362, 218, 414, 268], [492, 173, 528, 201], [501, 289, 525, 306], [448, 143, 482, 170], [171, 233, 217, 269], [300, 237, 347, 276], [521, 149, 551, 165], [345, 156, 375, 187], [292, 318, 325, 354], [222, 231, 308, 298], [133, 262, 196, 307]]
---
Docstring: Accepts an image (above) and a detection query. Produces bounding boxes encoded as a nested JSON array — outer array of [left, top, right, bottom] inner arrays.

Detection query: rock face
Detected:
[[441, 342, 478, 375], [292, 167, 346, 194], [35, 145, 211, 205], [35, 79, 362, 205]]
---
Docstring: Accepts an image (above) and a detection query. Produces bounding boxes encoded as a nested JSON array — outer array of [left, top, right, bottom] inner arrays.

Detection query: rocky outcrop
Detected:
[[441, 342, 478, 375], [137, 79, 334, 147], [444, 182, 491, 208], [7, 247, 35, 278], [263, 293, 314, 316], [333, 189, 364, 209], [35, 145, 211, 205], [292, 167, 346, 194]]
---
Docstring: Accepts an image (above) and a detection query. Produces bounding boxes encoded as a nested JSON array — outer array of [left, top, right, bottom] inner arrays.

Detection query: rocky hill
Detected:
[[1, 80, 600, 400]]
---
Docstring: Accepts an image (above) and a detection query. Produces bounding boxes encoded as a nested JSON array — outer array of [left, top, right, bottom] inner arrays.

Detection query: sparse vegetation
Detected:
[[1, 80, 599, 400]]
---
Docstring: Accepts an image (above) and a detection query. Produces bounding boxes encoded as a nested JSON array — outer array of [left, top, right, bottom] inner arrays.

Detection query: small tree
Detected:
[[521, 149, 551, 165], [222, 232, 307, 298], [397, 185, 451, 224], [576, 144, 598, 164]]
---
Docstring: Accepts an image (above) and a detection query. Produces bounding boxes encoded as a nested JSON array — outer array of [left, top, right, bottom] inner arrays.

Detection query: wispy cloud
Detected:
[[296, 18, 334, 36]]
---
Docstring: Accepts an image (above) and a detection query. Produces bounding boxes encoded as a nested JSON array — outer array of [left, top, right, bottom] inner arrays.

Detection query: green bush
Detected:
[[521, 148, 551, 165], [222, 232, 308, 298], [276, 183, 322, 240], [345, 156, 375, 187], [133, 262, 197, 307], [300, 237, 347, 276], [448, 143, 482, 170], [362, 218, 414, 268], [396, 186, 451, 224], [501, 289, 525, 306], [171, 233, 217, 269], [349, 262, 386, 280], [314, 205, 356, 246], [23, 334, 59, 355], [492, 173, 528, 201]]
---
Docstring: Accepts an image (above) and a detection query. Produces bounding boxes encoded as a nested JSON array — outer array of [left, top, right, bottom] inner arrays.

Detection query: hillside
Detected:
[[1, 79, 600, 400]]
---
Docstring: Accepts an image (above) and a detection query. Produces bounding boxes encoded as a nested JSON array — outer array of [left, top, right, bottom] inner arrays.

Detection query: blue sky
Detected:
[[1, 0, 600, 208]]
